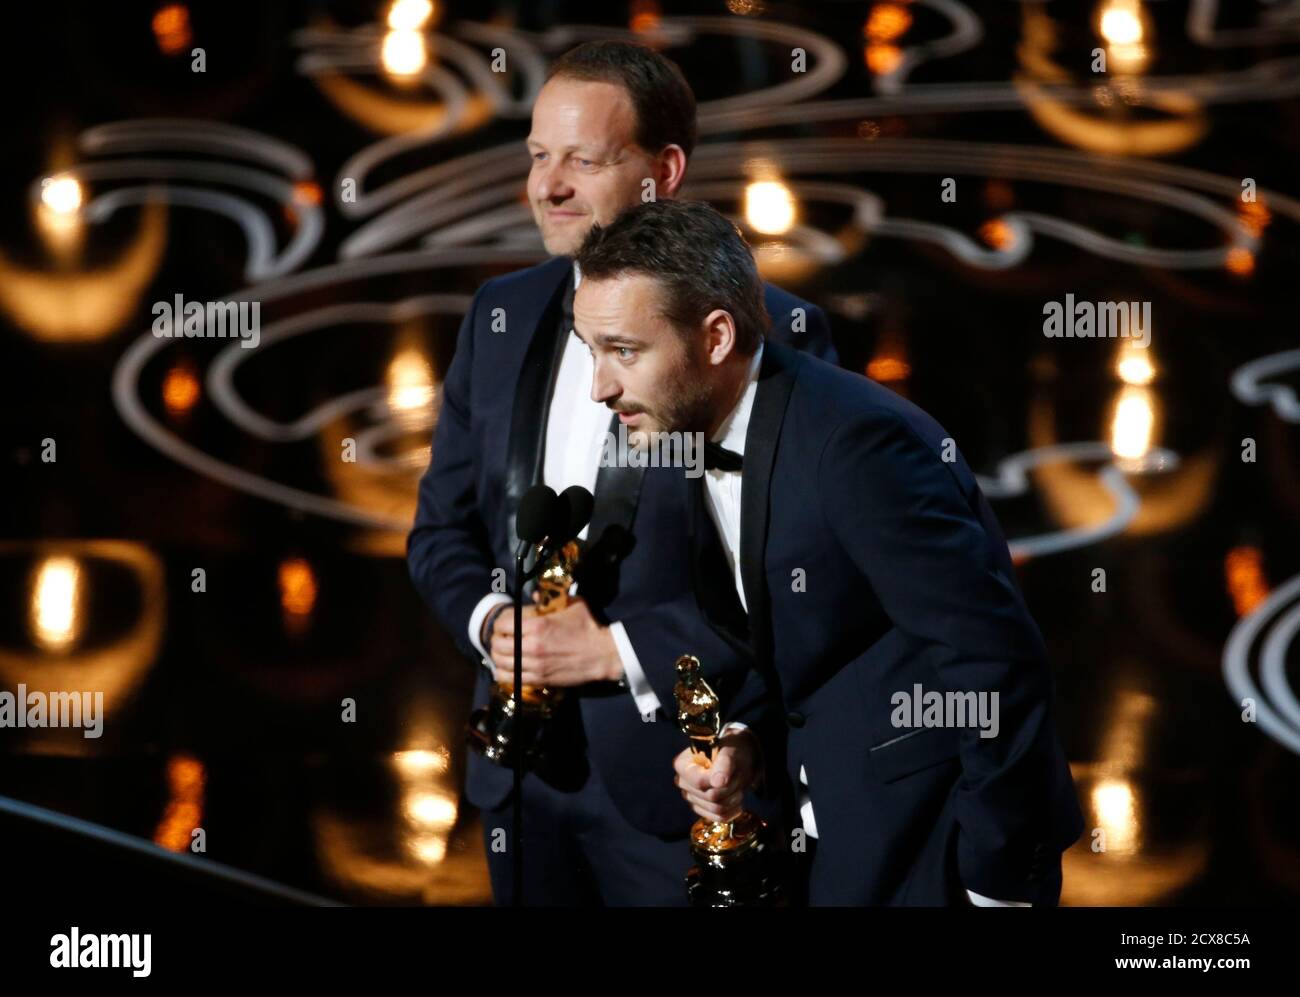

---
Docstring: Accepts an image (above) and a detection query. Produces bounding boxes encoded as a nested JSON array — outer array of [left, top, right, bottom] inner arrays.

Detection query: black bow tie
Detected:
[[703, 441, 743, 472]]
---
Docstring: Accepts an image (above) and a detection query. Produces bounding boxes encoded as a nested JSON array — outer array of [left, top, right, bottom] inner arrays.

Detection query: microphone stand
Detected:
[[511, 540, 530, 907], [509, 533, 563, 907]]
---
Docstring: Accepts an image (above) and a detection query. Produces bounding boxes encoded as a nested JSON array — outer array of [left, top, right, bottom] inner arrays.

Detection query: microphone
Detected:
[[516, 484, 559, 547], [550, 485, 594, 548]]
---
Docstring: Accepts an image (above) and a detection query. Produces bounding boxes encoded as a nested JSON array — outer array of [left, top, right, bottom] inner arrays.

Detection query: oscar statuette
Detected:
[[673, 654, 783, 907]]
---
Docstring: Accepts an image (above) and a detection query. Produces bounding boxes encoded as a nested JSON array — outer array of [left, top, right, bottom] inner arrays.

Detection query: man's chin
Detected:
[[539, 225, 591, 258], [626, 421, 672, 449]]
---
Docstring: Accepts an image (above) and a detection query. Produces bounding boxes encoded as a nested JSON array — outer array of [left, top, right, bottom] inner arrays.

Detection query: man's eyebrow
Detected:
[[526, 137, 604, 155], [570, 326, 643, 349], [594, 333, 644, 348]]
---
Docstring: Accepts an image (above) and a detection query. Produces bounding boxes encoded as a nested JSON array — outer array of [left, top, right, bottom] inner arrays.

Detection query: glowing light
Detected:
[[979, 218, 1016, 250], [152, 4, 192, 56], [162, 363, 201, 416], [393, 748, 450, 777], [1225, 546, 1269, 617], [726, 0, 764, 14], [30, 556, 82, 653], [866, 355, 911, 382], [1115, 342, 1155, 385], [1238, 199, 1271, 238], [1225, 247, 1255, 276], [1109, 43, 1149, 75], [1094, 0, 1150, 74], [630, 0, 662, 33], [408, 833, 448, 863], [8, 197, 164, 340], [168, 755, 206, 795], [36, 175, 86, 253], [403, 790, 457, 828], [1099, 1, 1144, 46], [40, 175, 83, 216], [865, 4, 912, 43], [1109, 384, 1155, 462], [386, 343, 435, 414], [154, 754, 206, 852], [293, 180, 323, 206], [278, 557, 318, 620], [745, 180, 796, 235], [386, 0, 434, 31], [864, 43, 903, 76], [1092, 778, 1139, 854], [382, 30, 427, 78]]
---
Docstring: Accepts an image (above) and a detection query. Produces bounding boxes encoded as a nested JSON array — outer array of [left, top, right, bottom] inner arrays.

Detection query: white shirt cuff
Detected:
[[965, 890, 1031, 907], [468, 592, 512, 670], [608, 622, 661, 717]]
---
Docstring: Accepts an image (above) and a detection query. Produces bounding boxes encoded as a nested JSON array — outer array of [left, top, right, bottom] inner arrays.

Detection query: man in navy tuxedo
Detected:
[[570, 199, 1084, 906], [407, 42, 835, 905]]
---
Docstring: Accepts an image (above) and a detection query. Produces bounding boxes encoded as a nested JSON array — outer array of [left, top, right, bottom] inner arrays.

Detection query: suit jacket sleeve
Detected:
[[817, 410, 1071, 900], [406, 287, 498, 663]]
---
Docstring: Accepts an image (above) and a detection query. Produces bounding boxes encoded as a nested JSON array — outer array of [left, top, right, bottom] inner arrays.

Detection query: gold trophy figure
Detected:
[[674, 654, 782, 907], [467, 539, 580, 766]]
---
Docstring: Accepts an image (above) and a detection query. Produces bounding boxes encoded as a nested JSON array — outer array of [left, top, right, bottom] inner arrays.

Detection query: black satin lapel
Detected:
[[738, 345, 798, 664], [588, 413, 646, 540], [505, 264, 573, 545], [580, 413, 647, 603]]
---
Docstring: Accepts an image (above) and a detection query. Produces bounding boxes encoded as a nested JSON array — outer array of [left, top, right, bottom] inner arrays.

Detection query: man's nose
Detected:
[[590, 356, 620, 406], [534, 159, 574, 203]]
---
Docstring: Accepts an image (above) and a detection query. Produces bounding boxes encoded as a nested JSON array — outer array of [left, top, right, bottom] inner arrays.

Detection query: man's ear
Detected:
[[703, 309, 738, 366], [656, 145, 688, 198]]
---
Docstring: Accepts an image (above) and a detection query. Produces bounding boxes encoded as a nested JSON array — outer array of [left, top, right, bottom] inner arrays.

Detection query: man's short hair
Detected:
[[547, 41, 697, 158], [575, 200, 767, 355]]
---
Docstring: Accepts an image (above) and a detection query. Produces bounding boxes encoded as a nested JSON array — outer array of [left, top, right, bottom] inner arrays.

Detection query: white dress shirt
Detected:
[[466, 264, 661, 717]]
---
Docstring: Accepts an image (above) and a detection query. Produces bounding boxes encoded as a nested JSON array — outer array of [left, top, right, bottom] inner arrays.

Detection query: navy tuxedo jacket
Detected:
[[407, 256, 835, 837], [687, 342, 1084, 904]]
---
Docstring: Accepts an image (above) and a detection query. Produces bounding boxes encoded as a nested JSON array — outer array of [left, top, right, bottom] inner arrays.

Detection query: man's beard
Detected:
[[620, 348, 715, 448]]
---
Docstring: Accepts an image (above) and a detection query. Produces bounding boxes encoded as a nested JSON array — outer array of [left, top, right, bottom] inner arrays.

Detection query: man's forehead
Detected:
[[575, 272, 659, 308], [530, 78, 635, 139], [573, 274, 667, 339]]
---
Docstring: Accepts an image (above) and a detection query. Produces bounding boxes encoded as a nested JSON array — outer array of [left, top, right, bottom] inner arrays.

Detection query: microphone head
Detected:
[[554, 485, 594, 543], [516, 485, 558, 543]]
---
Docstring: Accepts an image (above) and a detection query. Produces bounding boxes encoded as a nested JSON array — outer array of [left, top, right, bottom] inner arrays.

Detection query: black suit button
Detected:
[[786, 712, 805, 728]]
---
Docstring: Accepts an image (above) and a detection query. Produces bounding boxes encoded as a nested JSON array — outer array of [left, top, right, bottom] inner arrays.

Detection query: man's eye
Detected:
[[531, 152, 547, 163], [574, 158, 595, 168], [617, 347, 635, 360]]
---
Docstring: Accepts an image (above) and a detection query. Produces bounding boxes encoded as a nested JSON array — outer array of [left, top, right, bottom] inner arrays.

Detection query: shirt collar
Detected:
[[572, 261, 582, 289], [710, 341, 764, 457]]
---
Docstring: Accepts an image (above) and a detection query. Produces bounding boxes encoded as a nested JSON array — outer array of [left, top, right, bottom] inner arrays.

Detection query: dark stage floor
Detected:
[[2, 0, 1299, 905]]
